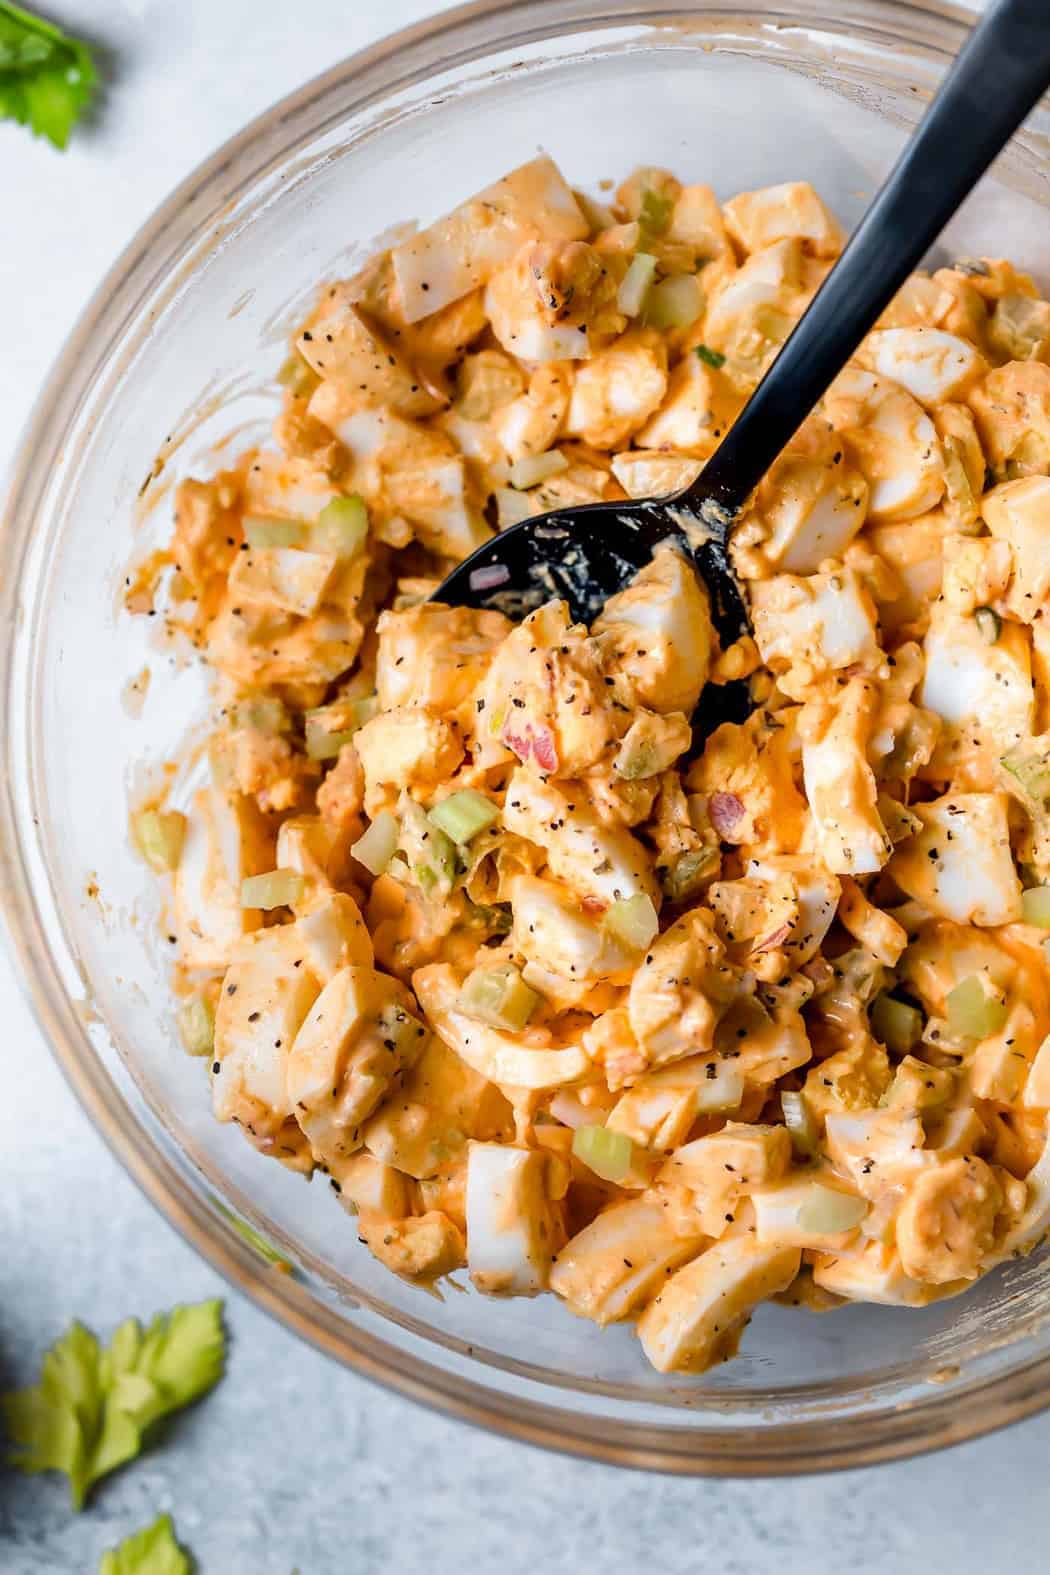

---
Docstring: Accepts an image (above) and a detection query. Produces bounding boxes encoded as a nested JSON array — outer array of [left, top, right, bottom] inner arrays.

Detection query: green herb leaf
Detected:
[[2, 1301, 225, 1508], [99, 1513, 191, 1575], [694, 344, 726, 369], [0, 2, 97, 149]]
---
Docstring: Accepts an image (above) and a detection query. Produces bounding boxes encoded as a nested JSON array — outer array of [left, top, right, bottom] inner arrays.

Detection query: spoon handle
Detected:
[[691, 0, 1050, 522]]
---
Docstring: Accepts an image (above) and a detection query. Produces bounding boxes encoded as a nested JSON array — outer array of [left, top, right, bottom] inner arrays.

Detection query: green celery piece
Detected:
[[0, 3, 97, 149], [572, 1124, 632, 1182], [99, 1513, 190, 1575], [1002, 746, 1050, 805], [2, 1301, 225, 1508], [216, 1202, 295, 1273], [639, 186, 673, 235], [427, 789, 499, 845]]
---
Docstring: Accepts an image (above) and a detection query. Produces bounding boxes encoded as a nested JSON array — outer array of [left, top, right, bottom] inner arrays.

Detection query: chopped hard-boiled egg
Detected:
[[138, 152, 1050, 1381], [637, 1237, 801, 1373], [750, 568, 880, 695], [465, 1142, 562, 1295], [888, 792, 1022, 926]]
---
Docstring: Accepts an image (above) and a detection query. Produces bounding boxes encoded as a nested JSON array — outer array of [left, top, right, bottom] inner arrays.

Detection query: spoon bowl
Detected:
[[434, 0, 1050, 721]]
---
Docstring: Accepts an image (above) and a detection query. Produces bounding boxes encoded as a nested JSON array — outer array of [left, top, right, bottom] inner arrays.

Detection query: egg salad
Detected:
[[131, 156, 1050, 1375]]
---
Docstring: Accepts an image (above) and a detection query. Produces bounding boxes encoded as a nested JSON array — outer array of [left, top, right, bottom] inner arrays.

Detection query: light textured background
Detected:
[[3, 2, 1050, 1572]]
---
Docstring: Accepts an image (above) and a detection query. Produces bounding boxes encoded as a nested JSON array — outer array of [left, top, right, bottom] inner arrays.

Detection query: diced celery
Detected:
[[614, 738, 657, 781], [974, 607, 1001, 645], [660, 848, 717, 901], [604, 894, 660, 952], [945, 974, 1008, 1039], [572, 1124, 633, 1183], [133, 808, 187, 874], [617, 252, 658, 317], [309, 496, 368, 559], [508, 450, 569, 490], [457, 964, 539, 1031], [870, 993, 922, 1055], [467, 902, 513, 936], [240, 869, 305, 910], [305, 720, 356, 760], [942, 435, 978, 529], [795, 1185, 868, 1235], [232, 694, 290, 735], [781, 1091, 819, 1158], [1022, 886, 1050, 928], [305, 696, 376, 759], [695, 344, 726, 369], [400, 799, 456, 892], [639, 186, 674, 236], [178, 993, 215, 1057], [216, 1203, 294, 1273], [1002, 747, 1050, 806], [644, 274, 703, 331], [427, 789, 499, 845], [351, 811, 399, 877], [243, 516, 308, 549]]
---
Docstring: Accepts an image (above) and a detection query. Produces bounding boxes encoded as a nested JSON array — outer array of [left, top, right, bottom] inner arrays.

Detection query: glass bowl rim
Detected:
[[5, 0, 1050, 1474]]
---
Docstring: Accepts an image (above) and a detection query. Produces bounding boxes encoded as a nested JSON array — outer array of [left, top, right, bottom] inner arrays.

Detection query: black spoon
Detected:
[[434, 0, 1050, 728]]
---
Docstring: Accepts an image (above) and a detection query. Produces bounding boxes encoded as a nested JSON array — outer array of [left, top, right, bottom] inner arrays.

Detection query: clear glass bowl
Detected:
[[6, 0, 1050, 1474]]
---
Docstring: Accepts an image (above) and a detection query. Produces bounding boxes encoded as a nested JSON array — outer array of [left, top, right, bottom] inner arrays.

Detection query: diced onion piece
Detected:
[[974, 606, 1001, 645], [305, 721, 356, 760], [1001, 747, 1050, 805], [795, 1185, 868, 1236], [309, 495, 369, 558], [240, 869, 306, 910], [870, 993, 922, 1055], [133, 808, 187, 874], [243, 516, 308, 549], [469, 563, 511, 592], [351, 810, 399, 877], [617, 252, 658, 317], [177, 993, 214, 1057], [644, 273, 703, 330], [457, 964, 539, 1031], [946, 974, 1009, 1039], [781, 1090, 819, 1157], [604, 894, 660, 952], [428, 789, 499, 845], [508, 450, 569, 490], [1022, 886, 1050, 928], [572, 1124, 633, 1183]]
